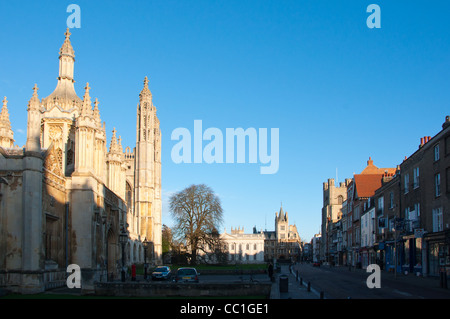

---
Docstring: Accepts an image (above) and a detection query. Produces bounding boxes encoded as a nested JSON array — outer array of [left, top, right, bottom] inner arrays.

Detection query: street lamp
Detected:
[[143, 237, 149, 280], [119, 228, 128, 282]]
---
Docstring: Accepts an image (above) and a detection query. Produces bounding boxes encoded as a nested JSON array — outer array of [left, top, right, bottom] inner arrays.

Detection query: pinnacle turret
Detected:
[[26, 84, 42, 152], [80, 83, 93, 117], [0, 97, 12, 131], [27, 84, 40, 111], [109, 128, 123, 155], [60, 28, 75, 59], [42, 29, 81, 110], [93, 98, 102, 127], [139, 76, 152, 101], [0, 96, 15, 148]]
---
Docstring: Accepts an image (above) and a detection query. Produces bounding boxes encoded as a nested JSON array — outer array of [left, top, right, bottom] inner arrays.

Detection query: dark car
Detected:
[[174, 267, 199, 283], [151, 266, 171, 281], [313, 261, 321, 267]]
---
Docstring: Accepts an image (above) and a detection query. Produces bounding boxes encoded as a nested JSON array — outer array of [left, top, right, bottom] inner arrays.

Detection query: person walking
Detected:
[[268, 263, 274, 282]]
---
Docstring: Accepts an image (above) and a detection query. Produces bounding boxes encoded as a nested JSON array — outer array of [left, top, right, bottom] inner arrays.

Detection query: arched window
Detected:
[[338, 195, 343, 205], [126, 182, 132, 213]]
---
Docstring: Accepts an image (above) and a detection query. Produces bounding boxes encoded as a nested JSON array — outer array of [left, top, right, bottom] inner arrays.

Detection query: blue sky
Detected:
[[1, 1, 449, 241]]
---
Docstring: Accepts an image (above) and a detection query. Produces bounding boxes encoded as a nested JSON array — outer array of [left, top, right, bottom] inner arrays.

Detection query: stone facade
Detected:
[[321, 178, 351, 264], [0, 29, 162, 293], [264, 206, 302, 262], [198, 227, 265, 264], [224, 227, 265, 263]]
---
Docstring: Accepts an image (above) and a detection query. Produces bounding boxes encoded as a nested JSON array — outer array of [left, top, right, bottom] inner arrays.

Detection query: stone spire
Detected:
[[28, 84, 40, 111], [80, 83, 93, 117], [0, 96, 14, 148], [26, 84, 41, 152], [139, 76, 152, 101], [108, 128, 123, 154], [0, 97, 12, 130], [42, 28, 81, 111], [93, 98, 102, 127], [134, 75, 162, 263], [60, 28, 75, 60], [106, 128, 125, 199]]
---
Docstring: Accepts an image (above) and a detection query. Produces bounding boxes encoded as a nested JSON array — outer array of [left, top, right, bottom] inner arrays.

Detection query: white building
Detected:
[[312, 233, 322, 263], [200, 227, 265, 264], [361, 203, 376, 269]]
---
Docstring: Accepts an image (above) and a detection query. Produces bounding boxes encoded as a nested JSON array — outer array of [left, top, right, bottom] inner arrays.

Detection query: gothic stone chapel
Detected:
[[0, 29, 162, 293]]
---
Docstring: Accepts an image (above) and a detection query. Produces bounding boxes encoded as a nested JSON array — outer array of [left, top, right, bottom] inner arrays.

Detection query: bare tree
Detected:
[[161, 224, 172, 254], [169, 184, 223, 265], [197, 227, 228, 264]]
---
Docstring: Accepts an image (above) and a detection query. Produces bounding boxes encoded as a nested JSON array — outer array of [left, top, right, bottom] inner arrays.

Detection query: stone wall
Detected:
[[94, 282, 271, 298]]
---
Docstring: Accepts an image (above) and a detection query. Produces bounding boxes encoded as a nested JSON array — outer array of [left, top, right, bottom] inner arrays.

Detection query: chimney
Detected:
[[443, 116, 450, 130]]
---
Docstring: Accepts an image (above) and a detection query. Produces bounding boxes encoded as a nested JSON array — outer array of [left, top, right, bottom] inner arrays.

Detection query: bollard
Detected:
[[307, 282, 311, 292], [440, 271, 448, 289], [300, 277, 303, 285], [296, 270, 299, 280]]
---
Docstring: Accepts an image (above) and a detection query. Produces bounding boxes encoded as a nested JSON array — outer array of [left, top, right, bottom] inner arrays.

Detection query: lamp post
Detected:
[[119, 228, 128, 282], [143, 237, 149, 280]]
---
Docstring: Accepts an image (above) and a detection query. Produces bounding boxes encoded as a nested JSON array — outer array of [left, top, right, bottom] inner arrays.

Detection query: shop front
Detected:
[[402, 235, 423, 275], [425, 231, 450, 278]]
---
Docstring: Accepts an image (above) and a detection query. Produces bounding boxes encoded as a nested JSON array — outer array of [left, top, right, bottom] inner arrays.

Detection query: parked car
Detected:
[[174, 267, 199, 283], [312, 261, 321, 267], [151, 266, 171, 281]]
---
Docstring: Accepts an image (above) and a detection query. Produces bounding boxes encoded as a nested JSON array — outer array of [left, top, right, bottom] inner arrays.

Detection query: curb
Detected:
[[290, 266, 324, 299]]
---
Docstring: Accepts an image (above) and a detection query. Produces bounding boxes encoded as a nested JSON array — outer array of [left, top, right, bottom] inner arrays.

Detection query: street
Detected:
[[292, 263, 450, 299], [147, 272, 271, 284]]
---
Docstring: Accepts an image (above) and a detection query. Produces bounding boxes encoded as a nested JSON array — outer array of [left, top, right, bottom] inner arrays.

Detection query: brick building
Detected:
[[343, 158, 396, 267], [396, 116, 450, 277], [373, 172, 401, 272]]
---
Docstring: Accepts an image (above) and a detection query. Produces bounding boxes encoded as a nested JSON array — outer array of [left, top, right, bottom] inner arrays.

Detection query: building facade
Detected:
[[225, 227, 265, 263], [397, 119, 450, 277], [321, 178, 350, 264], [373, 172, 401, 272], [311, 233, 322, 263], [197, 227, 265, 264], [264, 206, 302, 262], [323, 116, 450, 279], [0, 29, 162, 293]]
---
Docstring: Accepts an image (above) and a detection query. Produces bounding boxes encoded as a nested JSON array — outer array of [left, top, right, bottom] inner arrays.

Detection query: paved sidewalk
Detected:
[[270, 265, 320, 299]]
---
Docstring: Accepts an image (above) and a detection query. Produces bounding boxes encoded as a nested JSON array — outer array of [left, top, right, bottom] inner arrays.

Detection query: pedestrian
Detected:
[[268, 263, 274, 282]]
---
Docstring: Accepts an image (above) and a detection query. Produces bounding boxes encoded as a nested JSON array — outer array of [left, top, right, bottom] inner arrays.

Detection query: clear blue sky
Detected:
[[1, 1, 449, 241]]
